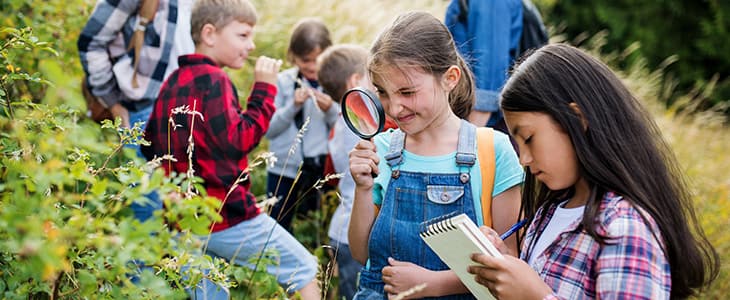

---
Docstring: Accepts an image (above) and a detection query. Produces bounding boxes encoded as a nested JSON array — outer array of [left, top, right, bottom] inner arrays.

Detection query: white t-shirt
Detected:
[[527, 200, 585, 266]]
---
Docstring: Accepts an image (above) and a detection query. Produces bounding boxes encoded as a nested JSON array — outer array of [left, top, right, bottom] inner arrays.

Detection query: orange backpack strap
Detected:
[[476, 127, 495, 227]]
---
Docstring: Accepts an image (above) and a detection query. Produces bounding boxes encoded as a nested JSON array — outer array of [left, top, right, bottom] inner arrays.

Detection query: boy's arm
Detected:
[[323, 97, 341, 128], [205, 72, 276, 155], [77, 0, 138, 108]]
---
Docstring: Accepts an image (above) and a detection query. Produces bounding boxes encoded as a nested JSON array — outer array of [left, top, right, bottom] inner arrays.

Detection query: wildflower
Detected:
[[288, 117, 310, 156], [314, 172, 344, 190]]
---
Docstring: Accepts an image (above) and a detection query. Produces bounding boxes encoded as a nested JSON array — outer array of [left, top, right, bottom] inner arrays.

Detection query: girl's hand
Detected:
[[479, 226, 517, 257], [468, 254, 553, 300], [253, 56, 282, 86], [312, 89, 334, 111], [349, 140, 379, 188], [382, 258, 433, 299]]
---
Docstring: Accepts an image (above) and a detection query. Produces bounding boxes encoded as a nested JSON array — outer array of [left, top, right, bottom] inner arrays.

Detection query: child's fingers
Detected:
[[254, 56, 282, 73], [479, 226, 503, 246]]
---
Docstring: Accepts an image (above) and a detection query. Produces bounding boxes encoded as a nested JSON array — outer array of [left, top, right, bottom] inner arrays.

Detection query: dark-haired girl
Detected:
[[468, 43, 719, 299]]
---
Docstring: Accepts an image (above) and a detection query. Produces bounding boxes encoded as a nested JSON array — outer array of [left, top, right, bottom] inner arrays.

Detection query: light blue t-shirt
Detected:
[[372, 129, 524, 226]]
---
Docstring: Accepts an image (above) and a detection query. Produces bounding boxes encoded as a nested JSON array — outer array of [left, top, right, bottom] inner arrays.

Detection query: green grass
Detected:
[[25, 0, 728, 297]]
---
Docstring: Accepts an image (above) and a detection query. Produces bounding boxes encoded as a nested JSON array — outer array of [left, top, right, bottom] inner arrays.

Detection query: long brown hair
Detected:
[[368, 11, 475, 119], [501, 43, 719, 298]]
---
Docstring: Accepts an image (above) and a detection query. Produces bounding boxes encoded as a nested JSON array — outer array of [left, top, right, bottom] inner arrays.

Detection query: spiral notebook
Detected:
[[419, 213, 503, 300]]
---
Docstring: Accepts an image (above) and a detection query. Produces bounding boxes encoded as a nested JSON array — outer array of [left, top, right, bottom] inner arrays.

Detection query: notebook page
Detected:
[[420, 214, 500, 300]]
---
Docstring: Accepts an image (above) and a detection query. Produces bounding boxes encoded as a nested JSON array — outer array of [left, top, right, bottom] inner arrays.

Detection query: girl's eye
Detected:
[[524, 136, 532, 144], [400, 90, 415, 96]]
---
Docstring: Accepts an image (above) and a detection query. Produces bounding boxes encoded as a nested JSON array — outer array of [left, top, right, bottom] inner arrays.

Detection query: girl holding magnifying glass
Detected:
[[348, 11, 524, 299]]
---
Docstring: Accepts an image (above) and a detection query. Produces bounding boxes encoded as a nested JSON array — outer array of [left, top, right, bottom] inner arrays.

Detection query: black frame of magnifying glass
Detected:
[[340, 88, 386, 140]]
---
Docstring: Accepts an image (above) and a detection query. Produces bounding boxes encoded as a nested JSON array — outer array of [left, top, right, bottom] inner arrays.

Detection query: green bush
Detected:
[[543, 0, 730, 111]]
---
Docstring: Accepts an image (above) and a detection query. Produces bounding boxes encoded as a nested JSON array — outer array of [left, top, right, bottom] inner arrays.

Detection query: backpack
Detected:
[[516, 0, 549, 58], [457, 0, 549, 60]]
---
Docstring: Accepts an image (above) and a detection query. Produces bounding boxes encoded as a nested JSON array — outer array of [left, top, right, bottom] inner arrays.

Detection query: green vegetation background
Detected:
[[0, 0, 728, 298]]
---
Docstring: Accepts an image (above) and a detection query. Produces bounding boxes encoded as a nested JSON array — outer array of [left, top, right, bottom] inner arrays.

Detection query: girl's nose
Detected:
[[518, 147, 532, 167], [385, 97, 402, 118]]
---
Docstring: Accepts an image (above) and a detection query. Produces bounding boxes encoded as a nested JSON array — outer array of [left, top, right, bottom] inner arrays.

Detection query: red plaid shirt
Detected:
[[142, 54, 276, 232]]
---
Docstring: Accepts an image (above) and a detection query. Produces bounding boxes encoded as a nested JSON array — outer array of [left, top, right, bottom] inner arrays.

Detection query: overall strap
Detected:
[[476, 127, 496, 227], [455, 120, 477, 183], [384, 130, 406, 167]]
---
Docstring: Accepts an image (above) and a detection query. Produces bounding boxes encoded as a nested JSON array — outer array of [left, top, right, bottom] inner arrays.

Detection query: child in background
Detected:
[[316, 44, 370, 300], [266, 18, 339, 232], [347, 12, 524, 299], [141, 1, 320, 298], [468, 44, 719, 299]]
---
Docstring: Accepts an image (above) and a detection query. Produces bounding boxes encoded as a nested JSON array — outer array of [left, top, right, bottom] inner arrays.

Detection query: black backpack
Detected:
[[457, 0, 549, 60]]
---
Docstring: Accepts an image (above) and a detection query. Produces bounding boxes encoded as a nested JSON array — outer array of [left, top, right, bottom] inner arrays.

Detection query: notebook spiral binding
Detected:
[[419, 211, 460, 237]]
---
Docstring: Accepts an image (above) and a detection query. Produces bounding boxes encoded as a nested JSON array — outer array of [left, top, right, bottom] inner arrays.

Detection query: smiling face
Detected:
[[372, 65, 453, 135], [208, 20, 255, 69], [293, 47, 322, 81], [504, 111, 582, 191]]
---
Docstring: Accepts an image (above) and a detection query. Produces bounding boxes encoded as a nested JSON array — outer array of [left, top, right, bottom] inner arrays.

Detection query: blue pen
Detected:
[[500, 219, 528, 240]]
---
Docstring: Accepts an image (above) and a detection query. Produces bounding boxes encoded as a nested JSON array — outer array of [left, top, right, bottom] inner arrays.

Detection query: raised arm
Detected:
[[206, 58, 279, 154], [347, 139, 380, 264]]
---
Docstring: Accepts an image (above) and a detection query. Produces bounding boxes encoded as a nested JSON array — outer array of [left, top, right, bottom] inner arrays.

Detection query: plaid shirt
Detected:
[[141, 54, 276, 232], [522, 192, 671, 300], [78, 0, 179, 111]]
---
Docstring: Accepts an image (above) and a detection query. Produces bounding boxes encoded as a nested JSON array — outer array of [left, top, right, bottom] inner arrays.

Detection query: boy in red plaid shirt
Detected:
[[141, 0, 320, 298]]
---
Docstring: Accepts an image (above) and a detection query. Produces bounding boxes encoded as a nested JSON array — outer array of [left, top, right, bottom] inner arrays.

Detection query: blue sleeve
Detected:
[[492, 131, 523, 196], [447, 0, 522, 113]]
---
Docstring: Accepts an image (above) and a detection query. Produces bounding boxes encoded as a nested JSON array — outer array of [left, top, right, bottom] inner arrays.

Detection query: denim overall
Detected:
[[355, 120, 478, 300]]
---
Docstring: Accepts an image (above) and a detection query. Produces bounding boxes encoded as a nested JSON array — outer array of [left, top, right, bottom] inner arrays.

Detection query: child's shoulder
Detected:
[[596, 192, 661, 239], [277, 67, 299, 82]]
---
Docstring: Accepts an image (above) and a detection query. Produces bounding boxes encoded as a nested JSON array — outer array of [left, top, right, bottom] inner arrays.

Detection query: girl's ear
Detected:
[[200, 24, 218, 47], [442, 65, 461, 91], [569, 102, 589, 131]]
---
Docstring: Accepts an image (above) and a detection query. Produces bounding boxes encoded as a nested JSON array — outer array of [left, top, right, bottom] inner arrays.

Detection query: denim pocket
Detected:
[[426, 185, 464, 205]]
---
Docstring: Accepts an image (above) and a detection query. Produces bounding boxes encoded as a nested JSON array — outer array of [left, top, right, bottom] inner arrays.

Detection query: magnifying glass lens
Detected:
[[343, 90, 382, 138]]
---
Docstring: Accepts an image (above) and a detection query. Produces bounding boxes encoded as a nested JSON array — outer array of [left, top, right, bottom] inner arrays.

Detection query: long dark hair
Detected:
[[501, 44, 719, 298]]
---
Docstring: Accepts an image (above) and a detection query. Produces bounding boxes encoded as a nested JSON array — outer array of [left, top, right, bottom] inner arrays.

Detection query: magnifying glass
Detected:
[[340, 88, 386, 140]]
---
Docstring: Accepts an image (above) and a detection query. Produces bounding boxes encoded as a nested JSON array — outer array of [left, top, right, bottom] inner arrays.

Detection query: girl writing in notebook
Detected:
[[468, 44, 719, 299], [348, 11, 524, 299]]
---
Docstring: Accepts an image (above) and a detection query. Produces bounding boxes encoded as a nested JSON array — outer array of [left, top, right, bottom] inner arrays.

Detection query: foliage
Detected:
[[0, 25, 287, 299], [2, 0, 729, 298], [542, 0, 730, 112]]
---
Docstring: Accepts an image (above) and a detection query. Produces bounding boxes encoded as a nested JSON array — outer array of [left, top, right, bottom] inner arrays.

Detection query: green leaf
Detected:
[[77, 269, 97, 295]]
